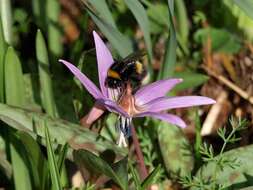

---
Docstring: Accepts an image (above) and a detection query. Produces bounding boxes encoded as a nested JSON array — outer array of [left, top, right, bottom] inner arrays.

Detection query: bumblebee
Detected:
[[105, 51, 147, 90]]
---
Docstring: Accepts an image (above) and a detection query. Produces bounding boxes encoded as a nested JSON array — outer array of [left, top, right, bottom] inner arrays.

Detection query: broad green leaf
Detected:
[[4, 47, 25, 107], [0, 16, 6, 103], [172, 71, 209, 91], [73, 149, 127, 190], [194, 27, 242, 54], [45, 125, 62, 190], [4, 46, 31, 190], [239, 187, 253, 190], [10, 133, 32, 190], [46, 0, 63, 57], [0, 0, 13, 45], [192, 145, 253, 190], [141, 165, 161, 189], [158, 0, 177, 79], [233, 0, 253, 20], [0, 103, 127, 157], [158, 122, 194, 178], [124, 0, 153, 61], [36, 30, 58, 117], [223, 0, 253, 41], [102, 113, 118, 142], [18, 131, 47, 190], [112, 157, 128, 189], [81, 1, 133, 58]]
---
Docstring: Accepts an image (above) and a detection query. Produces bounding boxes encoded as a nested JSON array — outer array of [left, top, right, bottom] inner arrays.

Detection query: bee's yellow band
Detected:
[[135, 61, 143, 74], [108, 70, 121, 79]]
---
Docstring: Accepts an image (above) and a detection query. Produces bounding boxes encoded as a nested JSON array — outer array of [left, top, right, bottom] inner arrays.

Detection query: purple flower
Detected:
[[59, 31, 215, 146]]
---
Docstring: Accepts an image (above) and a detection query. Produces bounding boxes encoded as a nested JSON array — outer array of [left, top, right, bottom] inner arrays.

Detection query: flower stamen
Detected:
[[116, 115, 132, 147]]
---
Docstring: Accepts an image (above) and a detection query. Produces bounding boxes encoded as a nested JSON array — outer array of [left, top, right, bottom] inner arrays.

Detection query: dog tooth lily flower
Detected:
[[59, 31, 216, 147]]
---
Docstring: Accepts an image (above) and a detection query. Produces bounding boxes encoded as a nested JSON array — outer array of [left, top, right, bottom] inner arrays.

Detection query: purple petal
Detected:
[[80, 102, 105, 126], [59, 59, 104, 99], [144, 96, 216, 112], [135, 112, 186, 128], [93, 31, 114, 98], [134, 78, 183, 105], [97, 99, 130, 118]]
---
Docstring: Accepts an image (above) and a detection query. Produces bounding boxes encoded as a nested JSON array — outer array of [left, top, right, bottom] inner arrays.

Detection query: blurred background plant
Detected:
[[1, 0, 253, 189]]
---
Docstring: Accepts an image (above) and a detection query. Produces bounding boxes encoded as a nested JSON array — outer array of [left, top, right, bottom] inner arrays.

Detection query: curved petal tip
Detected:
[[92, 30, 99, 39], [205, 98, 216, 104]]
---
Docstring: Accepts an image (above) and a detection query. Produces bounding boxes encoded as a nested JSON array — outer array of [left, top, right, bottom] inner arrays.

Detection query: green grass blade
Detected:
[[141, 165, 161, 189], [0, 103, 127, 157], [0, 152, 12, 180], [4, 47, 25, 107], [0, 0, 13, 45], [81, 0, 133, 58], [18, 131, 47, 190], [124, 0, 153, 61], [46, 0, 63, 57], [57, 143, 68, 173], [158, 0, 177, 79], [88, 0, 117, 28], [36, 29, 58, 117], [10, 133, 32, 190], [45, 124, 62, 190], [0, 15, 6, 103], [32, 0, 46, 30], [129, 161, 141, 189], [175, 0, 189, 48], [194, 111, 202, 166], [89, 12, 133, 58], [168, 0, 174, 16], [56, 146, 68, 190], [233, 0, 253, 20]]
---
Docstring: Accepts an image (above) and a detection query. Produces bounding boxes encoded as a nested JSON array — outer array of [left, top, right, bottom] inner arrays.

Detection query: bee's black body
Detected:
[[105, 52, 147, 89]]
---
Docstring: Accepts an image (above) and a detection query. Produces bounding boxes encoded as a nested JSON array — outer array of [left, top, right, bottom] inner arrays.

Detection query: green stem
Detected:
[[212, 127, 237, 189]]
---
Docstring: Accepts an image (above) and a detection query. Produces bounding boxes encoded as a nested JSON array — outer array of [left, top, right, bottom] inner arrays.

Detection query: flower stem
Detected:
[[131, 125, 148, 180]]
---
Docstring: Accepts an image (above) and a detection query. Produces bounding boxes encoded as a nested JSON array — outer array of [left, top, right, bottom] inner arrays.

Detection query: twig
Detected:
[[131, 125, 148, 180], [220, 53, 237, 82], [201, 90, 228, 136], [203, 66, 253, 104]]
